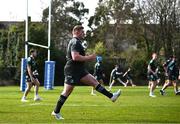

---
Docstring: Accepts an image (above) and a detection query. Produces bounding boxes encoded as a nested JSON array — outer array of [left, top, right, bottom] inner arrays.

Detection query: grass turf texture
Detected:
[[0, 86, 180, 123]]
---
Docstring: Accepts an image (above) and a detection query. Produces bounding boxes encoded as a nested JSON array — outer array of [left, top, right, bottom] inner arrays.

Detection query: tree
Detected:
[[88, 0, 136, 53], [135, 0, 180, 59], [42, 0, 89, 52]]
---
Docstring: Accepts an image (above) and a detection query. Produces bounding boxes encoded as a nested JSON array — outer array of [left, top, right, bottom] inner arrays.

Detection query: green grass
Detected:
[[0, 86, 180, 123]]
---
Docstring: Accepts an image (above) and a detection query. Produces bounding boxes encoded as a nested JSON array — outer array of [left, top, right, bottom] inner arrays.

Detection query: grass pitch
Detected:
[[0, 86, 180, 123]]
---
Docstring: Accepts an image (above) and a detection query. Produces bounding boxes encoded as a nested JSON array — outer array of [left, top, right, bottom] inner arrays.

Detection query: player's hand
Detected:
[[30, 77, 35, 83], [165, 72, 168, 76], [88, 54, 96, 61], [178, 75, 180, 80], [103, 74, 105, 77], [153, 72, 157, 76]]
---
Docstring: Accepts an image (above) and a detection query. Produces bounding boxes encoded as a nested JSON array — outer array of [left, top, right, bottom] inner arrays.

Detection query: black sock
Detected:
[[54, 95, 67, 113], [95, 84, 113, 98]]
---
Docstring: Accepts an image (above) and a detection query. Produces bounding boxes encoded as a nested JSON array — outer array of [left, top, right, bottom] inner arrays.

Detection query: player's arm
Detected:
[[148, 65, 156, 75], [123, 71, 128, 77], [102, 70, 105, 77], [27, 65, 35, 82], [163, 62, 168, 73], [93, 64, 97, 75], [116, 72, 123, 75], [155, 67, 159, 73], [71, 41, 96, 62], [123, 68, 131, 77], [71, 51, 96, 62]]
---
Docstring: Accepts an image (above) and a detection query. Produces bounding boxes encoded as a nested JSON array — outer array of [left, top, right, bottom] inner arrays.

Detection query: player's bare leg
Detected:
[[129, 79, 136, 87], [117, 78, 126, 87], [148, 82, 151, 89], [33, 79, 42, 101], [156, 79, 160, 88], [99, 79, 104, 86], [91, 87, 96, 95], [160, 80, 171, 95], [149, 81, 157, 97], [21, 82, 33, 102], [125, 80, 129, 86], [109, 80, 115, 90], [172, 81, 180, 95], [91, 79, 104, 95]]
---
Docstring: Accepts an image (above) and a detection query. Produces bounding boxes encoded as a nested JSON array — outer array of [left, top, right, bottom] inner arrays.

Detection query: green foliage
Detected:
[[29, 23, 47, 46], [93, 41, 107, 56], [0, 25, 24, 68], [120, 48, 147, 83], [0, 22, 66, 84]]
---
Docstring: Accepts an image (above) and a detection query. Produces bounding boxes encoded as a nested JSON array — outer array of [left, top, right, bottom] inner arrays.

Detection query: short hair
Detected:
[[29, 48, 37, 55], [115, 64, 119, 68], [72, 25, 84, 33], [170, 55, 176, 58]]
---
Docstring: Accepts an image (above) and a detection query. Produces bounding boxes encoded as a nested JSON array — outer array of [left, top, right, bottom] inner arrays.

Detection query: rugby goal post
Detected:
[[20, 0, 55, 91]]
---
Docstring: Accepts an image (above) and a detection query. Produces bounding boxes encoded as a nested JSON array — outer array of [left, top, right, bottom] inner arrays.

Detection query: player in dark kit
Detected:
[[123, 68, 136, 87], [160, 56, 180, 95], [21, 49, 42, 102], [91, 56, 106, 95], [147, 53, 158, 97], [51, 25, 121, 120], [109, 65, 126, 90]]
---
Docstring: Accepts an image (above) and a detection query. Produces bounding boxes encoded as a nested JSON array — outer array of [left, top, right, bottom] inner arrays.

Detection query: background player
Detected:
[[123, 67, 136, 87], [160, 55, 180, 95], [147, 53, 158, 97], [21, 49, 42, 102], [91, 56, 106, 95], [109, 65, 126, 90], [148, 67, 161, 88]]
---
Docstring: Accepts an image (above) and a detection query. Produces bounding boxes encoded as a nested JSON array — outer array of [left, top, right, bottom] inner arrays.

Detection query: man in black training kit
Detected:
[[109, 65, 126, 90], [51, 25, 121, 120], [160, 55, 180, 95], [147, 53, 158, 97], [21, 49, 42, 102], [91, 56, 106, 95]]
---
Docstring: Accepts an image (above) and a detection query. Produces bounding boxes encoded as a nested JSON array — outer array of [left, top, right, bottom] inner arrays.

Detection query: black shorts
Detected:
[[125, 75, 132, 80], [94, 75, 103, 81], [166, 71, 178, 81], [166, 75, 178, 81], [147, 74, 158, 81], [64, 67, 89, 85], [26, 75, 38, 83], [112, 76, 118, 81]]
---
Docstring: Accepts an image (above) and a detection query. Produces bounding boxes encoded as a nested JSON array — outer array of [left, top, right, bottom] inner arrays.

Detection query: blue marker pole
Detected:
[[44, 61, 55, 90], [20, 58, 27, 92]]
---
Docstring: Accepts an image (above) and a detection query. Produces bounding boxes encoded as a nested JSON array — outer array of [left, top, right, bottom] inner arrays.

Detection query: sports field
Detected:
[[0, 86, 180, 123]]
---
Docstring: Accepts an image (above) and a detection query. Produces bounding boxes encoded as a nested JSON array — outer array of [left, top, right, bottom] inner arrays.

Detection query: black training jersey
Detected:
[[26, 56, 38, 76], [148, 59, 158, 74], [94, 62, 103, 76], [111, 69, 122, 78], [65, 37, 85, 69], [167, 60, 178, 75], [163, 59, 171, 68], [111, 69, 117, 77]]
